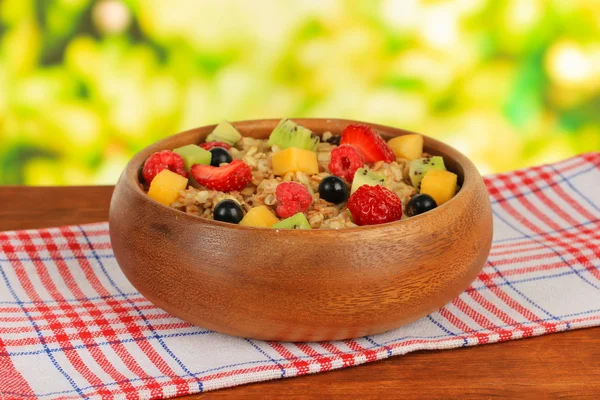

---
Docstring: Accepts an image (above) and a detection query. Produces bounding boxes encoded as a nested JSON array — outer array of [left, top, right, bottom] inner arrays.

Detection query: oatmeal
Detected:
[[143, 119, 458, 229]]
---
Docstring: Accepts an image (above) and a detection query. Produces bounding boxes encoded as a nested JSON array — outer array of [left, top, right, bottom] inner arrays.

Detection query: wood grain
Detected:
[[0, 186, 113, 231], [109, 119, 493, 341], [0, 186, 598, 398]]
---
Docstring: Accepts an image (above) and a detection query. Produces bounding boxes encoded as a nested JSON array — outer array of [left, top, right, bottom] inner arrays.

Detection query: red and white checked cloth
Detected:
[[1, 153, 600, 400]]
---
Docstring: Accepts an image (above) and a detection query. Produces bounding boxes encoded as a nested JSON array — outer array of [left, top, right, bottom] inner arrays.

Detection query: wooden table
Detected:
[[1, 186, 598, 399]]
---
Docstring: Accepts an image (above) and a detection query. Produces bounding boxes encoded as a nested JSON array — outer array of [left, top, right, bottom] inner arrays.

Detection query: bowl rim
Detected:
[[118, 118, 480, 233]]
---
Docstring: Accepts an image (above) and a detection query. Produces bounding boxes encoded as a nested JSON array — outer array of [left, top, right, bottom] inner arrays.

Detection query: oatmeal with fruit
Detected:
[[142, 119, 458, 229]]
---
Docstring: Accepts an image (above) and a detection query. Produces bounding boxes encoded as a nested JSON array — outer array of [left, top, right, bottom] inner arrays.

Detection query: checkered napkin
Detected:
[[1, 153, 599, 400]]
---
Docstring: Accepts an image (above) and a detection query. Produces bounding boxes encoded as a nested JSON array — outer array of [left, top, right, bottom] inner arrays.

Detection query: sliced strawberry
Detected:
[[190, 159, 252, 192], [200, 141, 232, 151], [340, 124, 395, 164]]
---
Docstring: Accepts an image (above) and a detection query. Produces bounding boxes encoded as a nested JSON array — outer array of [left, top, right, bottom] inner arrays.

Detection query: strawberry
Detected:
[[190, 159, 252, 192], [340, 124, 395, 164]]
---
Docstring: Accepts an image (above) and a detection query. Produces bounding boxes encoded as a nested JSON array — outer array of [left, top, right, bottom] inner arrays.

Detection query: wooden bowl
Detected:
[[109, 119, 493, 342]]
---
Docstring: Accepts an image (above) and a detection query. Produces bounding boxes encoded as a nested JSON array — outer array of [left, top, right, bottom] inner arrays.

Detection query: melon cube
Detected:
[[173, 144, 211, 170], [388, 134, 424, 161], [147, 169, 188, 206], [272, 147, 319, 176], [239, 206, 279, 228], [420, 170, 458, 206]]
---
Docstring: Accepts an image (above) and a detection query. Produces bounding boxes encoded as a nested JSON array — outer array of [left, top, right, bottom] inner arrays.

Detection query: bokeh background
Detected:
[[1, 0, 599, 185]]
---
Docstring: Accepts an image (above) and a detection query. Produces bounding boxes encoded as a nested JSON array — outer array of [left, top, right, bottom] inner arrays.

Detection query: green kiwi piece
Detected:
[[173, 144, 211, 170], [409, 156, 446, 190], [267, 118, 319, 152], [272, 212, 311, 230], [350, 168, 386, 194], [206, 121, 242, 145]]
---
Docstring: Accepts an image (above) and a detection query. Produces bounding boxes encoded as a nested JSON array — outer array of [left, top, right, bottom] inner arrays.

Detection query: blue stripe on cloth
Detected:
[[0, 291, 142, 305], [548, 164, 600, 214], [3, 330, 214, 357], [468, 266, 598, 292], [486, 259, 569, 328], [426, 315, 469, 347], [489, 163, 598, 206], [492, 210, 599, 292], [492, 219, 599, 244], [0, 254, 115, 264], [363, 336, 393, 357], [244, 339, 286, 378]]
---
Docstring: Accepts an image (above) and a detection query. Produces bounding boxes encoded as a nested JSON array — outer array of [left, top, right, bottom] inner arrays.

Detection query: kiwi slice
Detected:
[[268, 119, 319, 152], [206, 121, 242, 145], [272, 212, 311, 230], [351, 168, 386, 194], [409, 156, 446, 190], [173, 144, 211, 170]]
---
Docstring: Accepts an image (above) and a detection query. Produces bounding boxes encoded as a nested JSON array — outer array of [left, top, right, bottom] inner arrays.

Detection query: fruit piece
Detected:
[[147, 169, 188, 206], [350, 168, 385, 194], [272, 147, 319, 176], [239, 205, 279, 228], [190, 159, 252, 192], [340, 124, 395, 163], [200, 141, 232, 151], [272, 212, 311, 230], [328, 145, 365, 182], [318, 176, 349, 204], [213, 199, 244, 224], [420, 170, 458, 206], [206, 121, 242, 145], [209, 147, 233, 167], [388, 134, 424, 161], [409, 156, 447, 190], [275, 182, 312, 218], [406, 194, 437, 217], [347, 185, 402, 226], [173, 145, 211, 171], [142, 150, 188, 184], [267, 118, 319, 151]]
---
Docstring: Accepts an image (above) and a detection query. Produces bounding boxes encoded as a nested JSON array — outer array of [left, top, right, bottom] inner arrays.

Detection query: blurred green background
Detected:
[[0, 0, 599, 185]]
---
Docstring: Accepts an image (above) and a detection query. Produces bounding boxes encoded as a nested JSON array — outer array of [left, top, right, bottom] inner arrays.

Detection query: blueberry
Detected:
[[406, 194, 437, 217], [213, 200, 243, 224], [318, 176, 349, 204], [209, 147, 233, 167], [326, 135, 341, 146]]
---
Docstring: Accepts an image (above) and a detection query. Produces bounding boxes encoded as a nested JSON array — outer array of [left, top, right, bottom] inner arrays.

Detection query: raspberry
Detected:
[[347, 185, 402, 226], [200, 141, 232, 151], [275, 182, 313, 218], [142, 150, 188, 184], [328, 145, 365, 183]]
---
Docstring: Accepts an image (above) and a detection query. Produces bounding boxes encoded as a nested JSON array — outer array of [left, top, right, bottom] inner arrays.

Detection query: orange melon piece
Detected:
[[272, 147, 319, 176], [147, 169, 188, 206], [420, 169, 457, 206], [239, 206, 279, 228], [388, 134, 424, 161]]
